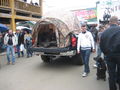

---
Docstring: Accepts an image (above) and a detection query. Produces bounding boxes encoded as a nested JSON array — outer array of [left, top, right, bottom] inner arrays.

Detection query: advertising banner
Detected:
[[73, 8, 97, 23]]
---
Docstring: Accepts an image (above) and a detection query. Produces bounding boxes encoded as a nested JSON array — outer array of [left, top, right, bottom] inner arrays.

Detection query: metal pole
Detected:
[[40, 0, 42, 17], [11, 0, 16, 32]]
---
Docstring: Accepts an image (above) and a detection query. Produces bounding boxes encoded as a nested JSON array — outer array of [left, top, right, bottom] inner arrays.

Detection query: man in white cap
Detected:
[[77, 23, 95, 77]]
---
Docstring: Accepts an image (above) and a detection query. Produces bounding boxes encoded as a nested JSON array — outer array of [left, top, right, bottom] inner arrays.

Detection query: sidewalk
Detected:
[[0, 52, 7, 68]]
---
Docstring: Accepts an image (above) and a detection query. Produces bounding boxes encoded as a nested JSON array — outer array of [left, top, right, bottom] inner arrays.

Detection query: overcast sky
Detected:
[[28, 0, 100, 14], [43, 0, 98, 11]]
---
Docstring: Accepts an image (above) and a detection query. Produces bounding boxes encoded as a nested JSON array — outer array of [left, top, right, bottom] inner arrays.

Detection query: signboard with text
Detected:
[[97, 1, 120, 21]]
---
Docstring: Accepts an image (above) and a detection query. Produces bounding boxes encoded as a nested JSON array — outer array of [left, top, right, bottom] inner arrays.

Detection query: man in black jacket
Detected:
[[100, 16, 120, 90], [16, 29, 24, 57]]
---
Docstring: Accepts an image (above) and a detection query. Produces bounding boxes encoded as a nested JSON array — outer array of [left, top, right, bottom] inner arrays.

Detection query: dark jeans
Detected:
[[16, 45, 24, 57], [25, 43, 32, 57], [81, 49, 91, 73], [106, 57, 120, 90]]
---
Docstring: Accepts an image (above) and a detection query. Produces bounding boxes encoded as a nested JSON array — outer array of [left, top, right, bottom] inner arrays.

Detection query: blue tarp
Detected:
[[0, 24, 9, 32]]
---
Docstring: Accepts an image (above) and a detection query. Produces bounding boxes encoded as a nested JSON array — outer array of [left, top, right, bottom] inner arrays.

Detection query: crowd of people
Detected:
[[0, 16, 120, 90], [0, 28, 33, 65], [77, 16, 120, 90]]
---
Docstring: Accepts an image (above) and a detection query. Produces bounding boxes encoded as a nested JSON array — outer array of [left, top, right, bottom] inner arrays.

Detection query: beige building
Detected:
[[0, 0, 42, 31]]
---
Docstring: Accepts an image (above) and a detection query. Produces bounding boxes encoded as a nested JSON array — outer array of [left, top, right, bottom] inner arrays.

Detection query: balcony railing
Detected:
[[15, 0, 41, 13], [0, 0, 10, 7], [0, 0, 41, 13]]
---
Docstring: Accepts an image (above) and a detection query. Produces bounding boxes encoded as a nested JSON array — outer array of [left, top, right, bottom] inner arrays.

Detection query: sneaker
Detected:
[[93, 64, 97, 68], [12, 62, 15, 65], [82, 72, 87, 77]]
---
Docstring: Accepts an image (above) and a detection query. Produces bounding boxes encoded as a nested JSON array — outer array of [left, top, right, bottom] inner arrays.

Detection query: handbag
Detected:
[[20, 44, 25, 51]]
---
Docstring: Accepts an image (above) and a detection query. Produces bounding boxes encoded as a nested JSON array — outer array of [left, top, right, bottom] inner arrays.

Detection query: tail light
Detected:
[[71, 36, 77, 47], [32, 39, 35, 45]]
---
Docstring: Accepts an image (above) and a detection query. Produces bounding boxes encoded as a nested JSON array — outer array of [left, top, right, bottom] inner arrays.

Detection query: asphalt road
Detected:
[[0, 53, 109, 90]]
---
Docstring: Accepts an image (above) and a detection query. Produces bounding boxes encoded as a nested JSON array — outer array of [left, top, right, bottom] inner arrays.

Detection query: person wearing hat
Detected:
[[100, 16, 120, 90], [77, 23, 95, 77]]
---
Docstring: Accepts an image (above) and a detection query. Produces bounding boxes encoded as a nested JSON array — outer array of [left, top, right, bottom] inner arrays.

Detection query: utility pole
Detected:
[[10, 0, 16, 32], [40, 0, 43, 17]]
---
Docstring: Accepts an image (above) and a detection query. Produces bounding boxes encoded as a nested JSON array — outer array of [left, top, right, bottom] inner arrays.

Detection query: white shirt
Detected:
[[4, 33, 18, 46], [77, 31, 95, 52]]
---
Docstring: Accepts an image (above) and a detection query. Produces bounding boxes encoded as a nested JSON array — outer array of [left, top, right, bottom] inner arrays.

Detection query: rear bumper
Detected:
[[30, 47, 76, 56]]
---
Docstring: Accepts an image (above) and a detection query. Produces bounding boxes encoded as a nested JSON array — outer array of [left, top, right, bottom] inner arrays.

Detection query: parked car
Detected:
[[30, 17, 83, 65]]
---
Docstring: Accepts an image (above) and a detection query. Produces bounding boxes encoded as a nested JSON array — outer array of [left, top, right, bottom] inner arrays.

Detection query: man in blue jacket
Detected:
[[100, 16, 120, 90]]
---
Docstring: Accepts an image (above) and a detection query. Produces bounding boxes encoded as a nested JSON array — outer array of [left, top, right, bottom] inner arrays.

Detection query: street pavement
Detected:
[[0, 53, 109, 90]]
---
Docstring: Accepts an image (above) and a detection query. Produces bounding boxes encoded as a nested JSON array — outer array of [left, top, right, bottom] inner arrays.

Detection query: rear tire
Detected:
[[41, 55, 51, 63], [72, 54, 83, 65]]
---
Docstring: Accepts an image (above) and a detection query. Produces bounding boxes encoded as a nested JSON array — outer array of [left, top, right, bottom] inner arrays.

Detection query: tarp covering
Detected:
[[44, 10, 81, 33], [32, 11, 81, 47], [32, 10, 81, 38], [0, 24, 9, 32]]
